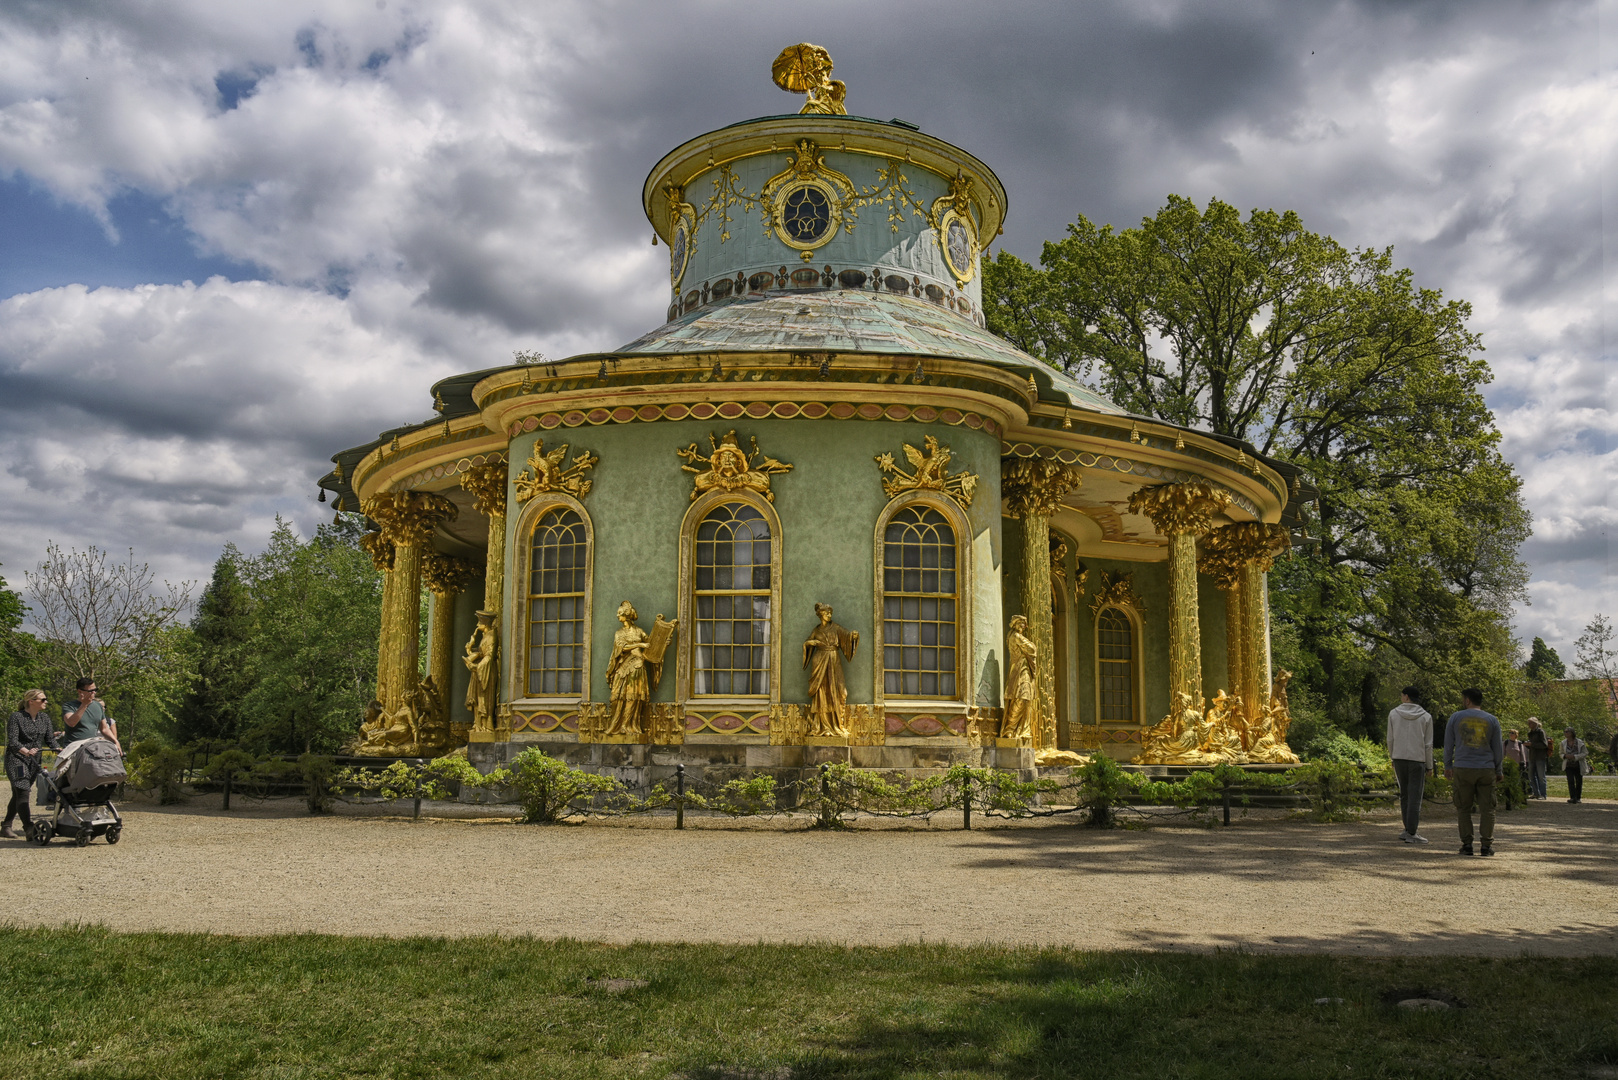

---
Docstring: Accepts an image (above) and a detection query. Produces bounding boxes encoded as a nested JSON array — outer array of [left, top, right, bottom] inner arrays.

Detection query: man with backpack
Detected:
[[1524, 718, 1551, 799], [1443, 688, 1505, 857]]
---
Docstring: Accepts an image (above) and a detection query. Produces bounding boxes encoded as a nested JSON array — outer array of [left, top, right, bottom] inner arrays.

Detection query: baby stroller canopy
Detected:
[[53, 738, 127, 793]]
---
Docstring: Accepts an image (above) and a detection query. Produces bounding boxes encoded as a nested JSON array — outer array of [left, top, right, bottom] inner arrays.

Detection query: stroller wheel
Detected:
[[105, 826, 122, 845], [31, 823, 53, 845], [75, 826, 93, 847]]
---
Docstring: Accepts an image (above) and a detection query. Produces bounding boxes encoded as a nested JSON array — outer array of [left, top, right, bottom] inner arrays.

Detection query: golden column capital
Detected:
[[459, 458, 509, 519], [1001, 458, 1082, 518], [359, 531, 395, 573], [421, 552, 478, 598], [365, 490, 459, 548], [1200, 521, 1290, 574], [1127, 480, 1231, 536]]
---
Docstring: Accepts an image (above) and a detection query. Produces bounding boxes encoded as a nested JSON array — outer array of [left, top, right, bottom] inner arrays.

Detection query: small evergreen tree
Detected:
[[176, 546, 256, 743], [1524, 636, 1566, 682]]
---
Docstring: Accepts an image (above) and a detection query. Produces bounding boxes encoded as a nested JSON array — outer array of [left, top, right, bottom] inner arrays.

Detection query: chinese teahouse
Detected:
[[318, 45, 1313, 784]]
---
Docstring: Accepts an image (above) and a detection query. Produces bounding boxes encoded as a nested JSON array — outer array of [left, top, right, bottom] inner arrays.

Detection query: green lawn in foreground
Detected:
[[1546, 773, 1618, 800], [0, 929, 1613, 1080]]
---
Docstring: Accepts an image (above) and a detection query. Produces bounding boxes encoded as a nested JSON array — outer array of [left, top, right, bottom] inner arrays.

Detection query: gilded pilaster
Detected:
[[365, 491, 459, 713], [1002, 457, 1081, 752], [360, 531, 396, 706], [422, 552, 478, 720], [1128, 481, 1232, 711]]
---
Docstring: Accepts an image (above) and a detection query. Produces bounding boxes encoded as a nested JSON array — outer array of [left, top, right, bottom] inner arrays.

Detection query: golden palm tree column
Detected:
[[1128, 482, 1233, 712], [460, 456, 510, 733], [1002, 458, 1082, 752], [1200, 521, 1290, 723], [422, 552, 478, 718], [364, 491, 460, 713], [360, 531, 396, 705]]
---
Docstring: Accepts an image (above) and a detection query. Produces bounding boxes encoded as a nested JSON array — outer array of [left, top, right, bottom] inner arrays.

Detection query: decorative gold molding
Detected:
[[1088, 571, 1147, 619], [677, 430, 793, 503], [762, 140, 856, 259], [875, 435, 977, 508], [513, 441, 598, 504], [1001, 457, 1081, 518], [421, 552, 477, 598], [1126, 480, 1232, 536], [1200, 521, 1291, 573]]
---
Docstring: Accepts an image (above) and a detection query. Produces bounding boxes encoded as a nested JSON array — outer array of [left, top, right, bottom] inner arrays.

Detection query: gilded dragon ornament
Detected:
[[514, 441, 598, 503]]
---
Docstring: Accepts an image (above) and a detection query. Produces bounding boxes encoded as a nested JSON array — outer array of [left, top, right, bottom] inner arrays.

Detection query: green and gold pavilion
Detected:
[[318, 45, 1314, 786]]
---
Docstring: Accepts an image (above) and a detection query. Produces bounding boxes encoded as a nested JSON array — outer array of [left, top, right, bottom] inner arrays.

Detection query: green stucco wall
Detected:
[[501, 418, 1004, 709]]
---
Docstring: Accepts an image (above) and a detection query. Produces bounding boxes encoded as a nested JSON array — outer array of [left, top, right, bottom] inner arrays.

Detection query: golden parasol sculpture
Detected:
[[771, 43, 848, 115]]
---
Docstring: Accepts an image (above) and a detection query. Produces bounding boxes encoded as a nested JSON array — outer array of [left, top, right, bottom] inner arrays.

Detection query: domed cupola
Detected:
[[642, 43, 1006, 328]]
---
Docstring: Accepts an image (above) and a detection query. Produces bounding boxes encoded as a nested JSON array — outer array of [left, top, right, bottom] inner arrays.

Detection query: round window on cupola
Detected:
[[937, 206, 977, 286], [771, 176, 844, 258]]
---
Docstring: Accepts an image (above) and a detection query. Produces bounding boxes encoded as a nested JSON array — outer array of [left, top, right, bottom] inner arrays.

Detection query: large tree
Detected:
[[1525, 637, 1567, 682], [238, 516, 382, 754], [176, 546, 257, 743], [985, 196, 1530, 735]]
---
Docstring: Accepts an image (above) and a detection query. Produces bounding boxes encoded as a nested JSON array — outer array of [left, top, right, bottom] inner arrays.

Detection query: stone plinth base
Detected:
[[803, 736, 849, 746]]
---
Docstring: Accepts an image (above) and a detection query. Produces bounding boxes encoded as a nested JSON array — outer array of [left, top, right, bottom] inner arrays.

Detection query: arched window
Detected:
[[1095, 605, 1136, 723], [526, 507, 588, 697], [693, 502, 773, 696], [882, 506, 958, 698]]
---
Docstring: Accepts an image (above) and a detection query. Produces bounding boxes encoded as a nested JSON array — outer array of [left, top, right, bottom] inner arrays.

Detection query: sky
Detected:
[[0, 0, 1612, 661]]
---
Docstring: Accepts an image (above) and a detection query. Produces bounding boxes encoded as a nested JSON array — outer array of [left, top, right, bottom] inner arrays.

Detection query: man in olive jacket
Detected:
[[1443, 688, 1505, 857]]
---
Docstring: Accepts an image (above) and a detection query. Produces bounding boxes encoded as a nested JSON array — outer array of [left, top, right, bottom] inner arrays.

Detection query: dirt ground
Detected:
[[1, 794, 1613, 956]]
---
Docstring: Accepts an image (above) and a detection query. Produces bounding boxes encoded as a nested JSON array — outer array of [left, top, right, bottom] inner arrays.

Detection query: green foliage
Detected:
[[505, 748, 622, 823], [984, 197, 1530, 741], [125, 739, 190, 804], [176, 548, 256, 743], [1525, 637, 1566, 682], [201, 748, 256, 786], [1499, 758, 1528, 809], [685, 774, 778, 816], [1069, 752, 1137, 827], [238, 516, 382, 754], [337, 754, 491, 803], [297, 753, 339, 814], [0, 563, 44, 717]]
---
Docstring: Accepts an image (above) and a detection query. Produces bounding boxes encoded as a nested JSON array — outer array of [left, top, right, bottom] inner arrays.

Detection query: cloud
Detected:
[[0, 0, 1610, 655]]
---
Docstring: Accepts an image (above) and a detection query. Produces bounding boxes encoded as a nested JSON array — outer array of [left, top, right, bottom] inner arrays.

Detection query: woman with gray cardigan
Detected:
[[4, 689, 60, 838]]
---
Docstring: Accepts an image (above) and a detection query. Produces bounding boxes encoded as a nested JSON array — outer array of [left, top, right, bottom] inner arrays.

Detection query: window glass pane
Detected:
[[692, 501, 773, 696], [881, 506, 959, 698], [527, 507, 588, 697]]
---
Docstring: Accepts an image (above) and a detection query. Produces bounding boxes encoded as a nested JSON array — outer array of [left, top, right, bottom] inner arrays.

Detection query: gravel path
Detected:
[[2, 795, 1613, 956]]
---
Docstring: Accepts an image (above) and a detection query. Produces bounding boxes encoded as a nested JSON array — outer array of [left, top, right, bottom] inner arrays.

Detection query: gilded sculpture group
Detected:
[[351, 428, 1297, 767]]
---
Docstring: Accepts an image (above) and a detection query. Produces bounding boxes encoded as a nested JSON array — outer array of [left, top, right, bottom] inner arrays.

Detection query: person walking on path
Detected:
[[1608, 730, 1617, 775], [1525, 718, 1551, 799], [1387, 687, 1433, 843], [1444, 688, 1504, 857], [1560, 728, 1589, 804], [3, 690, 60, 839], [61, 677, 117, 750]]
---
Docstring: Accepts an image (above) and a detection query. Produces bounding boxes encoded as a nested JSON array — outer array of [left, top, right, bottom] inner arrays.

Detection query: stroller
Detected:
[[30, 738, 126, 846]]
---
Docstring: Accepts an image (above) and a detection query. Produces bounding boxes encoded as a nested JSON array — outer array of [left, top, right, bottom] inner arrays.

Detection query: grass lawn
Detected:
[[0, 929, 1613, 1079], [1546, 773, 1618, 800]]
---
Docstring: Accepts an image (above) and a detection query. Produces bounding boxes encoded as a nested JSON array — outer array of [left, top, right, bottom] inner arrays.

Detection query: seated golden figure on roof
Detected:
[[772, 43, 847, 115]]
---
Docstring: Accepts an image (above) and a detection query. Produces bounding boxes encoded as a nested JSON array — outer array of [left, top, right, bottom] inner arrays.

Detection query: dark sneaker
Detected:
[[1480, 845, 1495, 856], [1458, 844, 1475, 856]]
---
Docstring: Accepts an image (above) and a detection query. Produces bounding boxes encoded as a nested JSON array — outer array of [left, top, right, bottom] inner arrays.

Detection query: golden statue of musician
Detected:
[[462, 611, 497, 733], [802, 603, 858, 738], [605, 602, 677, 739]]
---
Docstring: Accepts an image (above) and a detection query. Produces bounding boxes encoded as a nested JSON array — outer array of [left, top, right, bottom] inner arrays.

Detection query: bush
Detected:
[[298, 753, 339, 814], [1071, 753, 1141, 827], [125, 739, 189, 804], [503, 749, 620, 824]]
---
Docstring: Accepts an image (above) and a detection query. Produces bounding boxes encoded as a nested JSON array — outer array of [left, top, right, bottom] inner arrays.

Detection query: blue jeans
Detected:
[[1528, 757, 1548, 799]]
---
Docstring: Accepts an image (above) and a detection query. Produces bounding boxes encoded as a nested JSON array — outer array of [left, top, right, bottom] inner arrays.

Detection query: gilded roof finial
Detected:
[[772, 44, 847, 115]]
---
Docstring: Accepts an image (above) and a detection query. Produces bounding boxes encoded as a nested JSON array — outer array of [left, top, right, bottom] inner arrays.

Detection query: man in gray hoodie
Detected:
[[1443, 687, 1505, 857], [1387, 686, 1433, 843]]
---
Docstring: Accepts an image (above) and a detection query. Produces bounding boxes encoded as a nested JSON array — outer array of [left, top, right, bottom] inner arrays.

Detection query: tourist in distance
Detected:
[[1443, 688, 1504, 857], [1502, 729, 1528, 809], [3, 690, 59, 839], [1387, 686, 1433, 844], [1524, 718, 1551, 799], [62, 677, 118, 751], [1559, 728, 1589, 804], [1608, 730, 1617, 775]]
